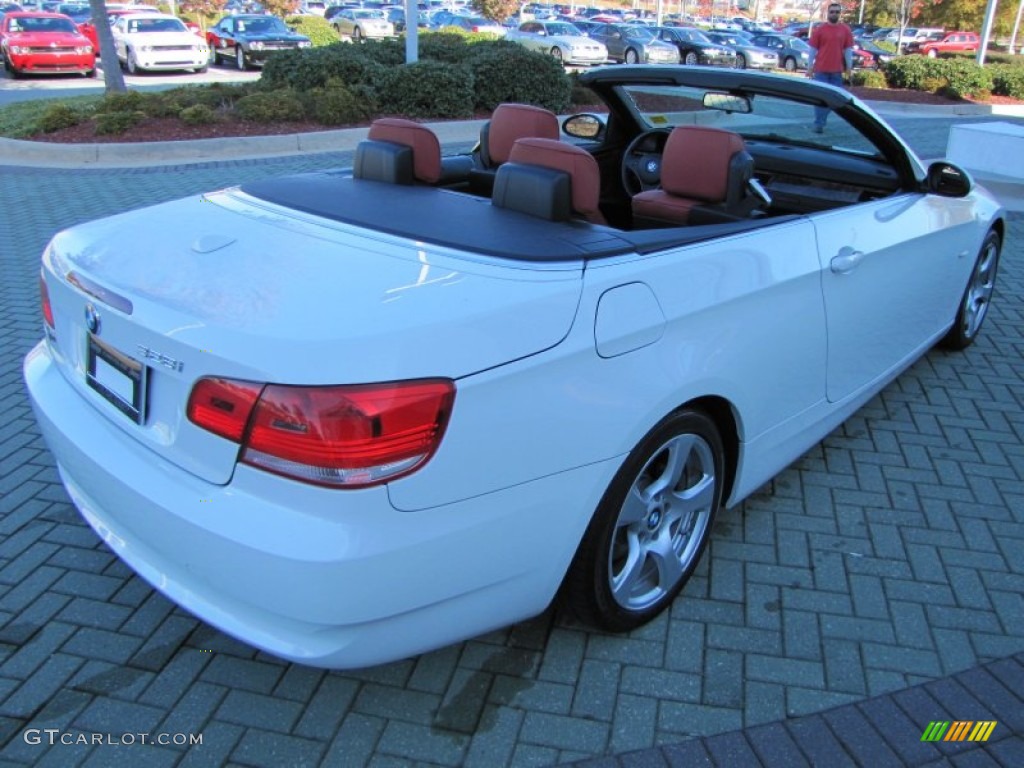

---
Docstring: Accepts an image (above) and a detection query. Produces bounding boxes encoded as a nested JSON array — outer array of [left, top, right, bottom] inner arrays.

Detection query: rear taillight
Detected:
[[187, 377, 263, 442], [188, 377, 454, 488], [40, 274, 54, 329]]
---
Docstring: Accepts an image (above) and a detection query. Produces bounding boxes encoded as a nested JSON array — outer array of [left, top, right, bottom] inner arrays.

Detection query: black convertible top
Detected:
[[241, 170, 793, 262]]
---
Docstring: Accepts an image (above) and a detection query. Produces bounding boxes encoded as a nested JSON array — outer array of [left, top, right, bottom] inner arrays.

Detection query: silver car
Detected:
[[505, 20, 607, 65], [332, 8, 394, 41], [587, 22, 679, 65], [704, 30, 779, 70]]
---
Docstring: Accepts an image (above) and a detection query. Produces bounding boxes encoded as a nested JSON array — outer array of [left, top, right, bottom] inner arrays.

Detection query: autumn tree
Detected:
[[472, 0, 521, 22], [263, 0, 301, 18], [179, 0, 229, 29]]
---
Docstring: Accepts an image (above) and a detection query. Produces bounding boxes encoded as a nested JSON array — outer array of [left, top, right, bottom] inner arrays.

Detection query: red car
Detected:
[[906, 31, 979, 57], [76, 5, 157, 52], [1, 11, 95, 77]]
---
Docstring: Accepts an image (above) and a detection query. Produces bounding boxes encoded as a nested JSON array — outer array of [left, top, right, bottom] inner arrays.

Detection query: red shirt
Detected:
[[809, 22, 853, 73]]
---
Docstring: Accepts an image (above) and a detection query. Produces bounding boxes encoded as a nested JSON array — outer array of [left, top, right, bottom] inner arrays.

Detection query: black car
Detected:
[[207, 13, 311, 70], [655, 25, 737, 67]]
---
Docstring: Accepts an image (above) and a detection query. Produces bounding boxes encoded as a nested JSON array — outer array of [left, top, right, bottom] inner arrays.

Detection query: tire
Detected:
[[940, 230, 1000, 350], [736, 53, 747, 69], [624, 48, 639, 64], [926, 49, 938, 58], [353, 26, 362, 41], [563, 409, 724, 631], [126, 49, 140, 74], [684, 51, 699, 65], [236, 47, 247, 71], [550, 46, 563, 62], [83, 68, 96, 78], [783, 56, 797, 71], [194, 63, 207, 74]]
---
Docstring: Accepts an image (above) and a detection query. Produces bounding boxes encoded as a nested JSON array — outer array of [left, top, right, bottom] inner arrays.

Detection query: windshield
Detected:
[[623, 25, 655, 41], [353, 10, 384, 18], [243, 17, 287, 32], [10, 15, 78, 32], [128, 17, 186, 33], [618, 83, 882, 159], [545, 22, 580, 35]]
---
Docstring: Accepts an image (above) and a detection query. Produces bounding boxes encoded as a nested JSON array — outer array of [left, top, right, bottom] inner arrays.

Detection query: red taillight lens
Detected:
[[188, 377, 454, 488], [187, 378, 263, 442], [40, 274, 55, 329]]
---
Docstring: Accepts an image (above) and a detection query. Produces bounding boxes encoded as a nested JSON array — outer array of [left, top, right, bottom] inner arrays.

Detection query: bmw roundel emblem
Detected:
[[85, 304, 100, 334], [646, 159, 659, 174]]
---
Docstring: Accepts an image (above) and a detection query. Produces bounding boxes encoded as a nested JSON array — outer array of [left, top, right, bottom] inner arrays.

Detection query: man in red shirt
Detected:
[[807, 3, 854, 132]]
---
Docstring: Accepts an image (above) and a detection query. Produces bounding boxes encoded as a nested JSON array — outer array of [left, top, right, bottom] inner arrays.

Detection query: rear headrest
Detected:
[[492, 164, 572, 221], [366, 118, 442, 184], [508, 138, 605, 225], [487, 104, 560, 165]]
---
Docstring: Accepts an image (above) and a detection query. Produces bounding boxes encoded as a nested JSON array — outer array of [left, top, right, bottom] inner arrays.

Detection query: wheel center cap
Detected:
[[647, 510, 662, 529]]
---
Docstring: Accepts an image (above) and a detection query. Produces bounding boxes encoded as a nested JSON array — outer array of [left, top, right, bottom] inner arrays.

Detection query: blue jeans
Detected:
[[812, 72, 844, 127]]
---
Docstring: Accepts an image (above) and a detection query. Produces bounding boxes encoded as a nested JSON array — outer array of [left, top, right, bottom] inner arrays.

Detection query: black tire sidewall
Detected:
[[940, 230, 1000, 350], [564, 409, 724, 632]]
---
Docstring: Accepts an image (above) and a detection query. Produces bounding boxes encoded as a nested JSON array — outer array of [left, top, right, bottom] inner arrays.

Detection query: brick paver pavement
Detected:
[[1, 117, 1022, 766]]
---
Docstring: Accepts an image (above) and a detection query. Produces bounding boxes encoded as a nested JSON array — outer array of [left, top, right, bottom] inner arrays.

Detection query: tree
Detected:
[[263, 0, 300, 18], [87, 0, 125, 93], [472, 0, 521, 22], [179, 0, 229, 30]]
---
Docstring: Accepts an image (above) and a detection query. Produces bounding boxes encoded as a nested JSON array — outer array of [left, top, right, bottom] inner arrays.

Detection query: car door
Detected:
[[810, 192, 979, 403]]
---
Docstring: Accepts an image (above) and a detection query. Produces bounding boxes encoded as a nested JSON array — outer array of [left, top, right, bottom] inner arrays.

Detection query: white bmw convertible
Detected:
[[25, 67, 1005, 668]]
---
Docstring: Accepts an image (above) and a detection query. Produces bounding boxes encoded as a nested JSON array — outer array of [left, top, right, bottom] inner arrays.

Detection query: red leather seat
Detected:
[[360, 118, 443, 184], [632, 126, 756, 226]]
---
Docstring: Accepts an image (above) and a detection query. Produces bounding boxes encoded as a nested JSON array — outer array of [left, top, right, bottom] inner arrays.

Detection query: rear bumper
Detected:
[[24, 340, 613, 668]]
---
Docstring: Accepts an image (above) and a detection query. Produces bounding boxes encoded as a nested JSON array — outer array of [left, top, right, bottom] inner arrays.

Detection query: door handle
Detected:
[[830, 249, 865, 274]]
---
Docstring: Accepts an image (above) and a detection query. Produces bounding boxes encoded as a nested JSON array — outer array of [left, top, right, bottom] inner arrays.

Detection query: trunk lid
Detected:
[[42, 190, 583, 485]]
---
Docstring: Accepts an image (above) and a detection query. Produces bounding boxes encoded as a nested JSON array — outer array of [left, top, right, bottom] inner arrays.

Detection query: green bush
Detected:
[[467, 42, 572, 112], [308, 78, 376, 125], [375, 60, 475, 118], [180, 104, 219, 126], [417, 31, 477, 65], [568, 71, 600, 106], [36, 103, 84, 133], [236, 89, 306, 123], [939, 58, 994, 98], [260, 43, 388, 92], [284, 14, 336, 47], [884, 55, 934, 89], [992, 64, 1024, 98], [95, 90, 150, 115], [94, 110, 147, 136], [852, 69, 887, 88]]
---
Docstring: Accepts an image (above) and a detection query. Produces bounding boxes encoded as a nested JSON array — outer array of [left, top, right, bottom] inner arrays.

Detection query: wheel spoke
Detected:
[[650, 532, 685, 591], [643, 435, 694, 500], [616, 486, 649, 527], [610, 532, 646, 600]]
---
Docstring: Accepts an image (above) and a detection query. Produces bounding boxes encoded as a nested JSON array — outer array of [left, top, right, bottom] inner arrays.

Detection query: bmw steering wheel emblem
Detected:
[[646, 159, 659, 174]]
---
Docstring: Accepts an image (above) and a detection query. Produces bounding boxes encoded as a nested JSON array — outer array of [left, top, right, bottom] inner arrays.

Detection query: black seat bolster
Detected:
[[353, 140, 415, 185], [439, 155, 475, 185], [492, 163, 572, 221]]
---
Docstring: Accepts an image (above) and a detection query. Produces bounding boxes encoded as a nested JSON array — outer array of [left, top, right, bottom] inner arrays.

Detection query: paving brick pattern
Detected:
[[0, 118, 1022, 766]]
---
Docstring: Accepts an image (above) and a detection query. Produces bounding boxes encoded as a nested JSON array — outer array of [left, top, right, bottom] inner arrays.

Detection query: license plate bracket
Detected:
[[86, 334, 147, 424]]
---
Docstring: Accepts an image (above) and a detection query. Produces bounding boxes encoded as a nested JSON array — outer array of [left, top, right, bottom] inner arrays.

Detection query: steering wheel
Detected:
[[621, 128, 672, 197]]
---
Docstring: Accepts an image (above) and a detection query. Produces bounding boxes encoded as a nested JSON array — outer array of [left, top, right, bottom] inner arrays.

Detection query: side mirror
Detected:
[[926, 161, 972, 198], [562, 113, 604, 140]]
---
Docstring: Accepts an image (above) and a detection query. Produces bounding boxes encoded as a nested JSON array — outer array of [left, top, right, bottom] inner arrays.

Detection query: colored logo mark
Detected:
[[921, 721, 997, 742]]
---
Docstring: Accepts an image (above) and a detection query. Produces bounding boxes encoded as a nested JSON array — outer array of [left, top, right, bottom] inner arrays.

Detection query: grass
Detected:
[[0, 95, 102, 138]]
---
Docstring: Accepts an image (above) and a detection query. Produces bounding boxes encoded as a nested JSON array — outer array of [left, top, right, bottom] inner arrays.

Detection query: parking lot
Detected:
[[0, 116, 1022, 766]]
